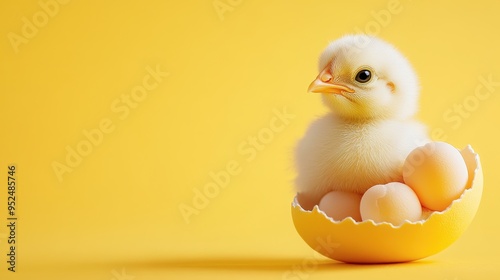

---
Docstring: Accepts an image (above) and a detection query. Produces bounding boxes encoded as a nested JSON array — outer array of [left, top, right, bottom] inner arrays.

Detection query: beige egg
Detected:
[[403, 142, 468, 211], [318, 191, 362, 221], [360, 182, 422, 226], [291, 145, 482, 263]]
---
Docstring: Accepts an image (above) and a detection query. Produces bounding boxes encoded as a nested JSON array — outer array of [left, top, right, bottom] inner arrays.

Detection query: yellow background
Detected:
[[1, 0, 499, 279]]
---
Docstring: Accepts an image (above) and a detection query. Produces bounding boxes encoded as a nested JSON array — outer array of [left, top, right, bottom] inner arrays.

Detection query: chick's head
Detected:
[[309, 35, 419, 121]]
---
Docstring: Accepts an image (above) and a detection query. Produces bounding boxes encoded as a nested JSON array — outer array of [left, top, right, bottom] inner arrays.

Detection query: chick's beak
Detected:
[[308, 67, 354, 94]]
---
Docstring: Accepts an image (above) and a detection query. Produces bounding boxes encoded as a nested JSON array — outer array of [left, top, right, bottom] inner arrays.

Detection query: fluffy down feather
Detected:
[[295, 35, 429, 210]]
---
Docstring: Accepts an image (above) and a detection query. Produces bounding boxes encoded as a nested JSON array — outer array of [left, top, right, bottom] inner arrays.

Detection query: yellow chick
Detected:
[[295, 35, 429, 210]]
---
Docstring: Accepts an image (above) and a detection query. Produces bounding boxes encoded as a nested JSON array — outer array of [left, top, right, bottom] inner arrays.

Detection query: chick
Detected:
[[295, 35, 429, 210]]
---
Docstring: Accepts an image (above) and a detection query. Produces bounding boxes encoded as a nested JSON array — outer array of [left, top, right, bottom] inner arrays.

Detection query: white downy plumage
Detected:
[[295, 35, 429, 210]]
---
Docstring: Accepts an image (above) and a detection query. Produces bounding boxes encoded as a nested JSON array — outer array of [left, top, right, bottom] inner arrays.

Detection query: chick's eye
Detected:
[[355, 70, 371, 83]]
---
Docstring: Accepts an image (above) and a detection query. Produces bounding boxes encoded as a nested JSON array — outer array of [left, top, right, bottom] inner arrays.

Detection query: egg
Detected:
[[403, 142, 468, 211], [360, 182, 422, 226], [318, 191, 362, 222], [291, 145, 482, 263]]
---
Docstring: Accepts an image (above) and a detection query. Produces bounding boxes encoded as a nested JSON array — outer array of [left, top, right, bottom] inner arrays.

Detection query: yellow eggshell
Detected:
[[319, 191, 362, 222], [403, 142, 468, 211], [291, 145, 482, 263], [360, 182, 422, 226]]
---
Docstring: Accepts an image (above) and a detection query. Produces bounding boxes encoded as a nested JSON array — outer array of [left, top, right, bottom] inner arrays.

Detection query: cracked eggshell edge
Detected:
[[291, 145, 483, 263]]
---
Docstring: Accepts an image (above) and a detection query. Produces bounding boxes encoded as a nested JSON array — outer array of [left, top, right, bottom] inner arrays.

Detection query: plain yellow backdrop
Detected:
[[1, 0, 499, 279]]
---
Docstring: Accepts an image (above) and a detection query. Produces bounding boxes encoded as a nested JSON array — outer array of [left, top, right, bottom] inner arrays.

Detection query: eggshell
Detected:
[[291, 145, 482, 263], [318, 191, 362, 222], [403, 142, 468, 211], [360, 182, 422, 226]]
